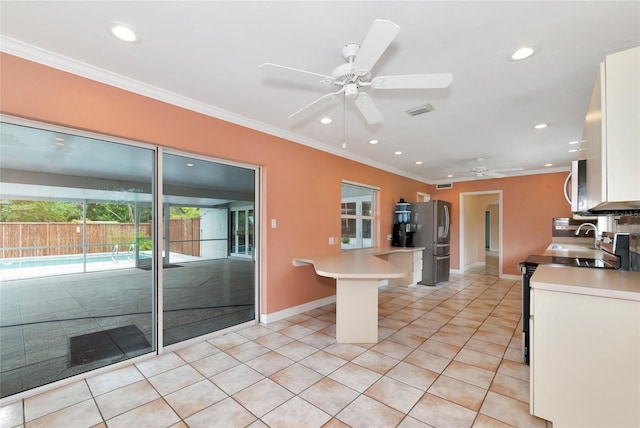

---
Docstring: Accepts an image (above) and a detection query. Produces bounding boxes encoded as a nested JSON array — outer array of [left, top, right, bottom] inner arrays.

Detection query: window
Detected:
[[341, 182, 377, 250]]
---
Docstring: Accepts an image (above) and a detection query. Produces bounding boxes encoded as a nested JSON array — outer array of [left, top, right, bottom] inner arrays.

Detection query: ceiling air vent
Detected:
[[405, 103, 434, 116], [436, 183, 453, 190]]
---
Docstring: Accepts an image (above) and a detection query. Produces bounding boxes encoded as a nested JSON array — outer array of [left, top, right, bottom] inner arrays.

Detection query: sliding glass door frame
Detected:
[[158, 148, 261, 351], [0, 115, 261, 400]]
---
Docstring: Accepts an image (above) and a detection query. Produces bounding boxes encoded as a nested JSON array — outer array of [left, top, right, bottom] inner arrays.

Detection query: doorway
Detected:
[[460, 191, 502, 276], [485, 210, 491, 250]]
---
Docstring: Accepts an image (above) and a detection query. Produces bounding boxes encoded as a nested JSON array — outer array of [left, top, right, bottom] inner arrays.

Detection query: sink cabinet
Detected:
[[582, 46, 640, 210]]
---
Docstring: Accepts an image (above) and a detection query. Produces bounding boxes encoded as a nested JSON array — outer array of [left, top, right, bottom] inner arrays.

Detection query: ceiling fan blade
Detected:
[[353, 20, 400, 75], [482, 171, 506, 178], [371, 73, 453, 89], [288, 88, 344, 119], [353, 92, 383, 124], [260, 63, 332, 86]]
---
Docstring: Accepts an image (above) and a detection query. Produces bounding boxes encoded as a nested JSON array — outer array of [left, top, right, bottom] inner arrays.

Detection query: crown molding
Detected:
[[0, 35, 429, 184], [1, 36, 568, 187], [429, 165, 571, 185]]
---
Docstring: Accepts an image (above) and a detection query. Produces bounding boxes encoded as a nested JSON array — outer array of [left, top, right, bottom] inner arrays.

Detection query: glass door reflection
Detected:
[[161, 153, 256, 346], [230, 207, 253, 258]]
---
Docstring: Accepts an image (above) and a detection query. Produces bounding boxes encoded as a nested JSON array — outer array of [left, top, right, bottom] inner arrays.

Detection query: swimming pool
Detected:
[[0, 253, 151, 270]]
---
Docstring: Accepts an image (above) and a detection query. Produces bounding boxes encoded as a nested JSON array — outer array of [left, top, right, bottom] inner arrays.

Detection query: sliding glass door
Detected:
[[0, 119, 259, 399], [230, 207, 254, 258], [161, 153, 257, 346], [0, 121, 155, 398]]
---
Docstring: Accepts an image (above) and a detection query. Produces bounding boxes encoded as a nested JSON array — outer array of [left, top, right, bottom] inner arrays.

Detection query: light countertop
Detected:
[[293, 247, 424, 280], [531, 264, 640, 302], [371, 247, 425, 256], [542, 242, 604, 259]]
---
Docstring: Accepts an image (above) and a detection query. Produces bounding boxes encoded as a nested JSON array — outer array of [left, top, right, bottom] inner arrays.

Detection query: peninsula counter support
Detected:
[[335, 278, 379, 343], [292, 248, 423, 343]]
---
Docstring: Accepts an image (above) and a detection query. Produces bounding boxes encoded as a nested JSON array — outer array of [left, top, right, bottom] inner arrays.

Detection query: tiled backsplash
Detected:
[[615, 215, 640, 271]]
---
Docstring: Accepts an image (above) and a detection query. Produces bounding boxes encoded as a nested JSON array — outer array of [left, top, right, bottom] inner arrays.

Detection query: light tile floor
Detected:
[[0, 262, 547, 428]]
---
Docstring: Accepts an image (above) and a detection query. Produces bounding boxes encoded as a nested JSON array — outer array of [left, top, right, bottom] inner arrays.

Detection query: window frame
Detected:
[[340, 181, 379, 251]]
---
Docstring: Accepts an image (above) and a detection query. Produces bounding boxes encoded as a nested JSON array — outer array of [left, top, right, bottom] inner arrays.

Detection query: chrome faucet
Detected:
[[575, 223, 600, 248]]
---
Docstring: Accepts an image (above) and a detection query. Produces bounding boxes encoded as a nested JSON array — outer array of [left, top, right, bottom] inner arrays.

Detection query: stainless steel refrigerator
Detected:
[[410, 200, 451, 285]]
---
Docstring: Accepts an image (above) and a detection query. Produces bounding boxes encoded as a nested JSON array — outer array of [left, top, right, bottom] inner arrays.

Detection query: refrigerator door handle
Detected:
[[435, 255, 450, 260], [443, 203, 450, 239]]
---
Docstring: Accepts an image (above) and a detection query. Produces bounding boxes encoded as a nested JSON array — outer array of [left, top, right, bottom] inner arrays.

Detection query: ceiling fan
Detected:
[[452, 157, 524, 179], [259, 19, 452, 125]]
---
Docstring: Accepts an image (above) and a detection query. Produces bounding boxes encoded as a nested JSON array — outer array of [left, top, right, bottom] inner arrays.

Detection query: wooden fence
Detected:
[[0, 219, 201, 258]]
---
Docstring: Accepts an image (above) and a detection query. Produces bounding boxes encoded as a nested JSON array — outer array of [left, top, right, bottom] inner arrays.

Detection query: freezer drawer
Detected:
[[420, 254, 450, 286], [434, 243, 450, 256]]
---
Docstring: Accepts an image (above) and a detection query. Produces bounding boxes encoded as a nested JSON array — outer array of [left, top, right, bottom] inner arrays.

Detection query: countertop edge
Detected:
[[530, 265, 640, 302], [292, 247, 419, 279]]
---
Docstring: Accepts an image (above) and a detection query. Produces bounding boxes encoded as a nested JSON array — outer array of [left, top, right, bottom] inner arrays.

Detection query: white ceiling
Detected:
[[1, 1, 639, 184]]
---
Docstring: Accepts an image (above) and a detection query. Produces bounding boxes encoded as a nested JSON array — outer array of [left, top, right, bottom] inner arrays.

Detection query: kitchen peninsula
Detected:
[[293, 247, 424, 343]]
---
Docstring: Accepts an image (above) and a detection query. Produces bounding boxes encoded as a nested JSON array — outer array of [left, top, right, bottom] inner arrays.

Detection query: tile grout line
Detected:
[[6, 265, 538, 428], [392, 274, 508, 426]]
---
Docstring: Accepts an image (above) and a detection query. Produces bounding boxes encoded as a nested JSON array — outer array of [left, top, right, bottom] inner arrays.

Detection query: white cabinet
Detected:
[[582, 46, 640, 210], [384, 249, 423, 286], [530, 287, 640, 427]]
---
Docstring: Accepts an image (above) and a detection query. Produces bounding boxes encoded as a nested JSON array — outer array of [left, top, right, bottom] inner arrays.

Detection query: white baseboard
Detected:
[[450, 268, 463, 274], [260, 295, 336, 324], [500, 273, 522, 281]]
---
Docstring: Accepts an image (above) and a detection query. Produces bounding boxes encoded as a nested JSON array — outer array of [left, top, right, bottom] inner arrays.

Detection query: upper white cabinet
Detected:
[[582, 46, 640, 211]]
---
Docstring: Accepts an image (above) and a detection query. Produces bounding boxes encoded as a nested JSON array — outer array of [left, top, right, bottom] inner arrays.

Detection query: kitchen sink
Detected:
[[548, 244, 598, 251]]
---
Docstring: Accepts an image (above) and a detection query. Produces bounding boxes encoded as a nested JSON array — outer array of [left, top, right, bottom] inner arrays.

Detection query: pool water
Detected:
[[0, 253, 151, 270]]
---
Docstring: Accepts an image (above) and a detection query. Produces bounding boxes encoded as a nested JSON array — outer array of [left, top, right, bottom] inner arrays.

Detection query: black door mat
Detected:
[[69, 324, 151, 367]]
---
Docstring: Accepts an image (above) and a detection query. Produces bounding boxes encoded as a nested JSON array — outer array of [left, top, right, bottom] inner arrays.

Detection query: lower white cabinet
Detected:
[[382, 249, 423, 287], [530, 288, 640, 427]]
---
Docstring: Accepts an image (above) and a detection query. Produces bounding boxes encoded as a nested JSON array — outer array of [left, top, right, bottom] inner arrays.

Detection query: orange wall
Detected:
[[0, 53, 434, 315], [432, 173, 572, 276]]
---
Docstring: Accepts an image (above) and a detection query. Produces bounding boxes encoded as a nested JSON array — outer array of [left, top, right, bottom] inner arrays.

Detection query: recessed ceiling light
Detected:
[[394, 151, 403, 155], [545, 163, 553, 167], [511, 47, 535, 61], [447, 174, 454, 178], [534, 123, 548, 129], [54, 142, 65, 146], [415, 161, 423, 165], [569, 149, 578, 153], [111, 24, 137, 42], [569, 140, 579, 145], [369, 139, 379, 145], [54, 137, 64, 141], [320, 117, 332, 124], [186, 163, 194, 167]]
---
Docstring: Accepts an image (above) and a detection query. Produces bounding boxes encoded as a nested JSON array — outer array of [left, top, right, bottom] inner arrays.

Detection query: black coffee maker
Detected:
[[392, 198, 415, 247]]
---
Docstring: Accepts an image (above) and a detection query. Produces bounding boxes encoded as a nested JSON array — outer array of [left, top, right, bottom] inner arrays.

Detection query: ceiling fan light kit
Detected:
[[260, 19, 453, 125]]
